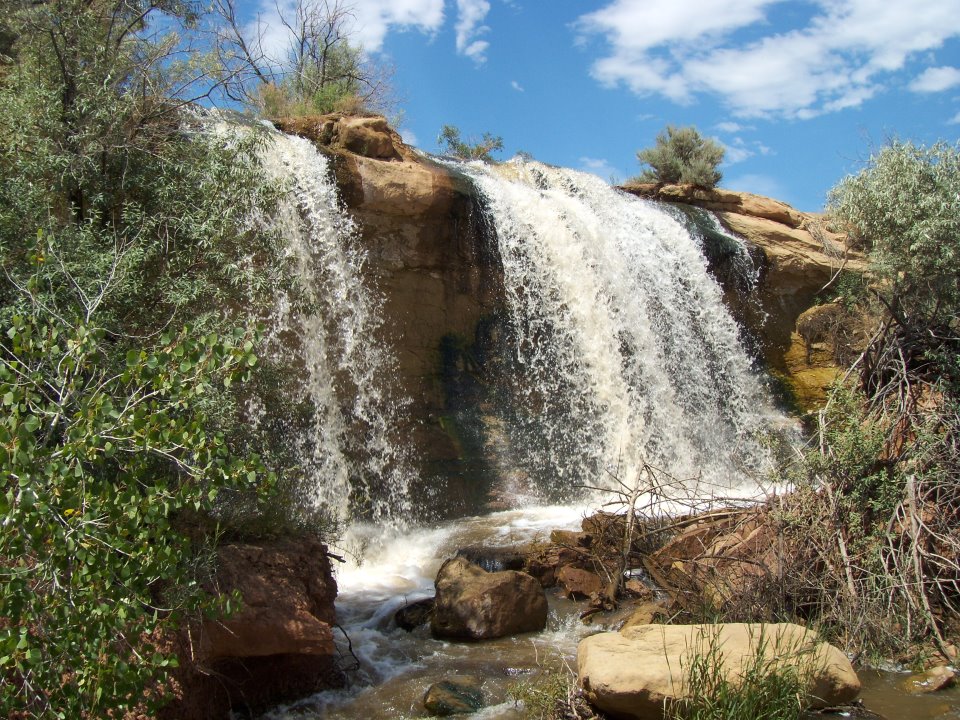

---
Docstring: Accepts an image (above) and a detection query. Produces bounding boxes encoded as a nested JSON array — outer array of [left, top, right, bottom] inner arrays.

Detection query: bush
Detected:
[[636, 125, 724, 188], [0, 316, 269, 717], [828, 140, 960, 338], [438, 124, 504, 162]]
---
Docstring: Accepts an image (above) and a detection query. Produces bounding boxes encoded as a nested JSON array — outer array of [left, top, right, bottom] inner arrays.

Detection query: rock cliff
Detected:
[[274, 115, 863, 483], [621, 183, 867, 408], [276, 114, 504, 514]]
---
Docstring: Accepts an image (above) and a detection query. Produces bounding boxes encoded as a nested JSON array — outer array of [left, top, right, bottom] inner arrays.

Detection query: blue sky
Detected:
[[246, 0, 960, 211]]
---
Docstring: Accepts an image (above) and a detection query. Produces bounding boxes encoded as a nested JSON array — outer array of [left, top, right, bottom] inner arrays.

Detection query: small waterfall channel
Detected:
[[253, 148, 806, 718], [256, 130, 416, 526]]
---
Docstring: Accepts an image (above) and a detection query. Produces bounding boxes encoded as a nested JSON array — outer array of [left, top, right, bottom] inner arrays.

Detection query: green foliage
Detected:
[[438, 124, 504, 162], [0, 315, 269, 717], [791, 384, 900, 534], [636, 125, 724, 188], [509, 662, 597, 720], [668, 628, 814, 720], [0, 1, 307, 716], [256, 45, 369, 117], [828, 141, 960, 330]]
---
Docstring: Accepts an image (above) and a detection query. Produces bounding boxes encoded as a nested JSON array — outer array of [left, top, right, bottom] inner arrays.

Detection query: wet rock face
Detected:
[[577, 623, 861, 720], [395, 597, 435, 632], [431, 557, 548, 641], [158, 536, 342, 720]]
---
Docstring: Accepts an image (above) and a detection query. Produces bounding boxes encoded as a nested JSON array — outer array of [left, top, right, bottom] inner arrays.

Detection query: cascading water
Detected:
[[258, 130, 414, 525], [263, 155, 794, 719], [456, 158, 778, 503]]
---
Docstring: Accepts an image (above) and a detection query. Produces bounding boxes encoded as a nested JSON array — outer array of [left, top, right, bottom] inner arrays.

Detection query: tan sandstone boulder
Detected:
[[431, 557, 548, 640], [577, 623, 860, 720]]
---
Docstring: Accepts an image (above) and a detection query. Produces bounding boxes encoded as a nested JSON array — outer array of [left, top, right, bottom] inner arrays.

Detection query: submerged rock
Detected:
[[577, 623, 860, 720], [395, 597, 435, 632], [898, 664, 957, 694], [423, 677, 485, 716], [431, 557, 548, 641]]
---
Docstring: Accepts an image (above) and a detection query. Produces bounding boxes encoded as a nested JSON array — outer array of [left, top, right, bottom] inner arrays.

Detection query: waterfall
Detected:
[[455, 157, 778, 501], [258, 131, 414, 525]]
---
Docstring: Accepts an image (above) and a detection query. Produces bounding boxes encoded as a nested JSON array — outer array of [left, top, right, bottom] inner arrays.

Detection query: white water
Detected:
[[259, 156, 796, 719], [258, 131, 414, 525], [457, 158, 779, 503]]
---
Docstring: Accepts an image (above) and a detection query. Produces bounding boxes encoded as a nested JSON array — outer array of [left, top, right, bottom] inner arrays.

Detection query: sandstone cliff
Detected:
[[274, 115, 863, 477], [621, 183, 867, 408]]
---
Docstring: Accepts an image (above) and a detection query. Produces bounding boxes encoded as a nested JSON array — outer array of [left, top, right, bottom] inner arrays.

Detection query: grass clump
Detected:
[[668, 627, 817, 720], [509, 660, 599, 720]]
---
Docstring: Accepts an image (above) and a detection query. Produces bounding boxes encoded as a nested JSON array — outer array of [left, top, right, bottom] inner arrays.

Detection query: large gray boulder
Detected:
[[577, 623, 860, 720], [431, 557, 548, 640]]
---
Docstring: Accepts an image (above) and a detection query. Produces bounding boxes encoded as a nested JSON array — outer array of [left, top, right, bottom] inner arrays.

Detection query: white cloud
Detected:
[[511, 80, 524, 92], [910, 66, 960, 93], [579, 157, 620, 183], [721, 138, 754, 165], [715, 121, 748, 133], [950, 112, 960, 124], [456, 0, 492, 63], [250, 0, 444, 62], [576, 0, 960, 118], [399, 128, 419, 146]]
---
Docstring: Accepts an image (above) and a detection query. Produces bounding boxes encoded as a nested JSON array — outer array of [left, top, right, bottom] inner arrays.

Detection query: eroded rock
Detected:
[[431, 557, 548, 641], [577, 623, 860, 720], [158, 536, 342, 719], [396, 597, 435, 632]]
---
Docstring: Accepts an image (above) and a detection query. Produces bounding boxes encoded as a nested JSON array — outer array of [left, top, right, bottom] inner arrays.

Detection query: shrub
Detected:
[[636, 125, 724, 188], [438, 124, 504, 162], [0, 316, 269, 717], [828, 140, 960, 343]]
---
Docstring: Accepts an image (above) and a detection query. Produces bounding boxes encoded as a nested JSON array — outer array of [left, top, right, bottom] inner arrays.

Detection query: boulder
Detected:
[[898, 665, 956, 694], [158, 536, 342, 719], [577, 623, 860, 720], [557, 565, 605, 600], [396, 597, 435, 632], [431, 557, 548, 641], [423, 677, 485, 716]]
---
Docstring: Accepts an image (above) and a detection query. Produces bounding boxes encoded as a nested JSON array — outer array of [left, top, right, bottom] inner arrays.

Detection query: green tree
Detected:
[[0, 1, 297, 716], [437, 124, 503, 162], [0, 315, 267, 717], [636, 125, 724, 188], [828, 141, 960, 338], [214, 0, 395, 116]]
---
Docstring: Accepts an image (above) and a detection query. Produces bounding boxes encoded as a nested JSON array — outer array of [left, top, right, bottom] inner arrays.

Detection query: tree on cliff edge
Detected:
[[636, 125, 724, 188]]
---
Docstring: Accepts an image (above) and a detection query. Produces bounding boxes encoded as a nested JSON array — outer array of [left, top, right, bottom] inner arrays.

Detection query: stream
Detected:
[[262, 505, 959, 720]]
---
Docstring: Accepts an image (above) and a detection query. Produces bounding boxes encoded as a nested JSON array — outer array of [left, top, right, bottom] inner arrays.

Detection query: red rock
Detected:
[[557, 565, 604, 600], [431, 557, 548, 640]]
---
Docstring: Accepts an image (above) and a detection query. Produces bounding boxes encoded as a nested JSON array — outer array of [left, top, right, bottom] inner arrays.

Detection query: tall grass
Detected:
[[668, 627, 816, 720]]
